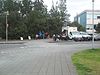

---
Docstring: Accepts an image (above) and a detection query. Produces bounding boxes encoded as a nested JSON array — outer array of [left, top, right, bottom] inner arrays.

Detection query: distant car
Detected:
[[94, 33, 100, 41], [69, 31, 83, 41], [79, 32, 92, 41]]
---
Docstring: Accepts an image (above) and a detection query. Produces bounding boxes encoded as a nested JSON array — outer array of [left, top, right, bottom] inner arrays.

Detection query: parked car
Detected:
[[69, 31, 83, 41], [94, 33, 100, 41], [79, 32, 92, 41]]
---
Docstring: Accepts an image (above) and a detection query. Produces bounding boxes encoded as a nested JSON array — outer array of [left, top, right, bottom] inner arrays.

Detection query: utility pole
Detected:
[[6, 11, 9, 42], [92, 0, 94, 49]]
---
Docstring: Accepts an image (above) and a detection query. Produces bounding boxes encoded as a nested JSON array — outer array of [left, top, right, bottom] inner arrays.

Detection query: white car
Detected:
[[68, 31, 83, 41], [79, 32, 92, 41], [93, 33, 100, 41]]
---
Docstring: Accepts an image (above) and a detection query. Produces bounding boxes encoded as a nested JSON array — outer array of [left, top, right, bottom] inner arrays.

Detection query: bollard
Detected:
[[28, 36, 31, 40], [20, 37, 23, 41]]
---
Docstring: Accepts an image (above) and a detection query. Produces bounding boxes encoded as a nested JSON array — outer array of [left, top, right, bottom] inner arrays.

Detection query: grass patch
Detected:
[[72, 48, 100, 75]]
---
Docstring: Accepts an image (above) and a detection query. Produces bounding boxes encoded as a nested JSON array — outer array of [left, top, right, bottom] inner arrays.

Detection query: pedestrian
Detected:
[[35, 34, 39, 40], [45, 32, 49, 39], [53, 34, 56, 41]]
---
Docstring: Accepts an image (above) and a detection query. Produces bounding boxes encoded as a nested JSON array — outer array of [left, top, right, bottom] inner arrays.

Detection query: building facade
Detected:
[[74, 10, 100, 34]]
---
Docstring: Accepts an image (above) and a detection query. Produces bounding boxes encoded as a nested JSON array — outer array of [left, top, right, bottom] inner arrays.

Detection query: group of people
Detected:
[[52, 30, 68, 41], [35, 31, 49, 39]]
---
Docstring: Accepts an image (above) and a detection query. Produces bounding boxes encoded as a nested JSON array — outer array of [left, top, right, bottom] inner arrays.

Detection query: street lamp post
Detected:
[[92, 0, 94, 49], [6, 11, 9, 42]]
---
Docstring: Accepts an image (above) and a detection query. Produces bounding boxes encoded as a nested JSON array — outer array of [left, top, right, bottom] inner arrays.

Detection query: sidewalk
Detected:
[[0, 40, 27, 50], [0, 40, 28, 44]]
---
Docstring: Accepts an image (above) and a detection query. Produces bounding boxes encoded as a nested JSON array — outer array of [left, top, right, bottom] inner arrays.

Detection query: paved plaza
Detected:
[[0, 39, 100, 75]]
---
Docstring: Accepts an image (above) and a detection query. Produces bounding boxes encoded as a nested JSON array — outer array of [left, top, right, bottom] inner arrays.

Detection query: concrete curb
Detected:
[[0, 40, 27, 44]]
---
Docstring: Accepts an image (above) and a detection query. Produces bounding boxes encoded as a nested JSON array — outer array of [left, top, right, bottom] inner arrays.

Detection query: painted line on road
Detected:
[[20, 47, 26, 48], [20, 46, 46, 49]]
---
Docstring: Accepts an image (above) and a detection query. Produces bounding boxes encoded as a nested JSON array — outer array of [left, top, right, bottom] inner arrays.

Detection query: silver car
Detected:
[[94, 33, 100, 41], [79, 32, 92, 41], [69, 31, 83, 41]]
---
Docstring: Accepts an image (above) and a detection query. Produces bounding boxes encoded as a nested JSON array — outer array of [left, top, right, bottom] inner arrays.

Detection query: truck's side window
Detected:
[[70, 32, 72, 35]]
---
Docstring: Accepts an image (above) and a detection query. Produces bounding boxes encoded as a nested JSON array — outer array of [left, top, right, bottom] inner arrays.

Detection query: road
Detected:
[[0, 39, 100, 75]]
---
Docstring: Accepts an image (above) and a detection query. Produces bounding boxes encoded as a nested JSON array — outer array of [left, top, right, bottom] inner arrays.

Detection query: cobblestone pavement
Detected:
[[0, 39, 100, 75]]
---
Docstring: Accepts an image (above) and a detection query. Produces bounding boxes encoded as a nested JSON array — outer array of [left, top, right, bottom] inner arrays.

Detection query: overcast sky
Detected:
[[43, 0, 100, 22]]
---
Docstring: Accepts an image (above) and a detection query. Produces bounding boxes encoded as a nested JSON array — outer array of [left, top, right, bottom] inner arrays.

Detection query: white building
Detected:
[[74, 10, 100, 34]]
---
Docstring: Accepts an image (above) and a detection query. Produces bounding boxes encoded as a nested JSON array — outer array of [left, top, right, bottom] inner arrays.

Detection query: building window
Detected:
[[86, 28, 89, 30], [94, 24, 97, 29], [87, 14, 92, 19], [97, 16, 100, 19]]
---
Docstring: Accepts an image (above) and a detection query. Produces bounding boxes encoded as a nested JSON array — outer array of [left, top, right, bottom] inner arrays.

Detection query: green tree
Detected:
[[25, 0, 48, 37], [3, 0, 19, 12], [0, 13, 6, 38], [1, 0, 29, 39], [21, 0, 33, 16], [8, 11, 28, 39], [48, 1, 62, 34], [70, 21, 85, 31], [0, 0, 3, 13], [0, 0, 71, 39], [58, 0, 70, 26]]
